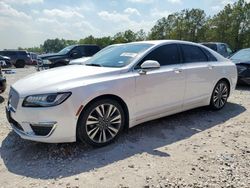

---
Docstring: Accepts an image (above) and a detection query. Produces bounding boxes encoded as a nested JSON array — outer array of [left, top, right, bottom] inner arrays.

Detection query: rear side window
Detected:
[[140, 44, 180, 66], [181, 44, 208, 63], [201, 48, 217, 61], [86, 46, 100, 56]]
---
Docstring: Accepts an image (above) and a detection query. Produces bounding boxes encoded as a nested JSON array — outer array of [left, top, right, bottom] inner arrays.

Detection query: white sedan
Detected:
[[6, 40, 237, 146]]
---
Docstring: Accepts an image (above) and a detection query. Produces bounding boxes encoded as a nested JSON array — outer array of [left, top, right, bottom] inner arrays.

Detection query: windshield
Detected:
[[85, 43, 153, 68], [58, 45, 75, 55], [230, 49, 250, 62]]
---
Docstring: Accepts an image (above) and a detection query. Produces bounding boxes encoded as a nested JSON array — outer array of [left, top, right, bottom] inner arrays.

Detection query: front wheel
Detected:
[[210, 80, 229, 110], [77, 99, 125, 147]]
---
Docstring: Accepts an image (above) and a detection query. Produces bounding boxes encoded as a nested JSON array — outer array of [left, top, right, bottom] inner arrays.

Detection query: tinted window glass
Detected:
[[181, 44, 208, 63], [201, 48, 217, 61], [140, 44, 179, 66], [202, 43, 217, 51], [219, 44, 227, 53], [18, 51, 27, 55]]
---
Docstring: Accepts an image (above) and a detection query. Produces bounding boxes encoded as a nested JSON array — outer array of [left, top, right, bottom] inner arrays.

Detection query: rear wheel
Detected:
[[210, 80, 229, 110], [77, 99, 125, 147], [15, 60, 25, 68]]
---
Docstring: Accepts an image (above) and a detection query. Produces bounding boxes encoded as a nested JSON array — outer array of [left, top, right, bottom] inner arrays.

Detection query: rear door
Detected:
[[180, 44, 215, 108]]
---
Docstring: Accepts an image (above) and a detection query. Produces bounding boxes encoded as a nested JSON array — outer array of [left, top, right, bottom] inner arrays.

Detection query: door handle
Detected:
[[208, 65, 214, 70], [173, 68, 182, 74]]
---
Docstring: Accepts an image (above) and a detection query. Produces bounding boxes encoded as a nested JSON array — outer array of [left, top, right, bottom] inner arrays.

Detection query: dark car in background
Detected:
[[201, 42, 233, 58], [0, 50, 32, 68], [0, 66, 6, 94], [0, 55, 12, 68], [37, 44, 101, 70], [230, 48, 250, 85]]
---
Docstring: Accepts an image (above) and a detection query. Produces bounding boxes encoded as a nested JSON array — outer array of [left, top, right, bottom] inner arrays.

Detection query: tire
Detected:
[[15, 60, 25, 68], [77, 99, 125, 147], [209, 80, 229, 110]]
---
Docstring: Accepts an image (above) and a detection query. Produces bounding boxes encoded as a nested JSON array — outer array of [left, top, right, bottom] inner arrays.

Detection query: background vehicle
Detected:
[[28, 52, 38, 65], [6, 40, 237, 147], [230, 48, 250, 85], [0, 55, 12, 68], [69, 57, 91, 65], [0, 50, 31, 68], [37, 44, 100, 70], [0, 67, 6, 93], [201, 42, 233, 58]]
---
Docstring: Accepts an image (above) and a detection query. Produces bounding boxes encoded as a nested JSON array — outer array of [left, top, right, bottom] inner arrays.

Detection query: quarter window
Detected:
[[140, 44, 180, 66], [181, 44, 208, 63]]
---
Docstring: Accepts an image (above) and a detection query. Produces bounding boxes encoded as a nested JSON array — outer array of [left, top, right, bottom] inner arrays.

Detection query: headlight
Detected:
[[43, 59, 52, 64], [22, 92, 71, 107], [237, 65, 247, 74]]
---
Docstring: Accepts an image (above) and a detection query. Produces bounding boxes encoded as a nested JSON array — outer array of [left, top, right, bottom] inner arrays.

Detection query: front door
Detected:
[[134, 44, 186, 121]]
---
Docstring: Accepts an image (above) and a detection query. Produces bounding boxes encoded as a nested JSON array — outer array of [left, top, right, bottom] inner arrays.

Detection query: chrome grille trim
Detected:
[[9, 87, 19, 110]]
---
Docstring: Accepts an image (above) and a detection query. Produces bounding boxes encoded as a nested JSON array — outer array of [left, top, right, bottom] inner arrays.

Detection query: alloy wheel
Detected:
[[85, 104, 122, 144], [213, 82, 229, 109]]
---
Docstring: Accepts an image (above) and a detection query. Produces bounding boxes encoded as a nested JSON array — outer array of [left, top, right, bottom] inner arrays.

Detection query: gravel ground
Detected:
[[0, 67, 250, 188]]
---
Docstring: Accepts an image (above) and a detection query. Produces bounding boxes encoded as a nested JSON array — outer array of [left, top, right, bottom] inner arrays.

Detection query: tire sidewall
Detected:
[[77, 99, 125, 147], [210, 80, 229, 110]]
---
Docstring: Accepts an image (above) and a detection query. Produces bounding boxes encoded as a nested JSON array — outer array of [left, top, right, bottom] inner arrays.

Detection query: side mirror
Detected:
[[70, 51, 78, 58], [139, 60, 160, 75]]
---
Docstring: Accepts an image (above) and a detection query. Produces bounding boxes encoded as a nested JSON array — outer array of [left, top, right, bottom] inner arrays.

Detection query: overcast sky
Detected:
[[0, 0, 241, 49]]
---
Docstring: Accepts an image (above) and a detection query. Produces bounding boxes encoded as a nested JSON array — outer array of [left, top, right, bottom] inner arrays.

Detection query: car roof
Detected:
[[129, 40, 203, 46], [200, 42, 227, 45]]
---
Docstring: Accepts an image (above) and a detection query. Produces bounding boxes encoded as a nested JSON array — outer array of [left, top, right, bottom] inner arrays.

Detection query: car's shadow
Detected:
[[0, 102, 245, 180]]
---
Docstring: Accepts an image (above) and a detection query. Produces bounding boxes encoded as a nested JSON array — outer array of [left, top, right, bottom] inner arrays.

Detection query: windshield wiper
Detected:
[[85, 63, 102, 67]]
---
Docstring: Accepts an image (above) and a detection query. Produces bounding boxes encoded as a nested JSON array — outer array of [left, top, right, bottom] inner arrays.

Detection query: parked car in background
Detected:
[[0, 66, 6, 94], [201, 42, 233, 58], [69, 44, 121, 65], [230, 48, 250, 85], [28, 52, 38, 65], [0, 55, 12, 68], [6, 40, 237, 147], [69, 57, 91, 65], [37, 44, 101, 70], [0, 50, 32, 68]]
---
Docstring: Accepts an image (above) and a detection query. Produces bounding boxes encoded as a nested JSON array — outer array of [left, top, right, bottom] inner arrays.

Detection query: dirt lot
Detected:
[[0, 67, 249, 188]]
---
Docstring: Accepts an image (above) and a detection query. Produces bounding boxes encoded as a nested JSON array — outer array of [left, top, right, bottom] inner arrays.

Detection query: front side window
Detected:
[[181, 44, 208, 63], [139, 44, 180, 67]]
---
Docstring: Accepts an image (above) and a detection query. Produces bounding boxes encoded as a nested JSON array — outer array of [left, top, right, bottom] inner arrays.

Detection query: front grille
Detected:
[[30, 125, 53, 136], [11, 118, 24, 131], [9, 87, 19, 109]]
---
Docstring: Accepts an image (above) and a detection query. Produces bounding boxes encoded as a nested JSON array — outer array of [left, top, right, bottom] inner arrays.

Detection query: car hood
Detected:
[[12, 65, 121, 96], [69, 57, 91, 65], [230, 59, 250, 65], [0, 56, 10, 60], [38, 53, 64, 59]]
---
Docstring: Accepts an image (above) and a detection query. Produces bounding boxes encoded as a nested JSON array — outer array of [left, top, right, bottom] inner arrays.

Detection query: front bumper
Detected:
[[5, 96, 77, 143], [0, 77, 6, 93]]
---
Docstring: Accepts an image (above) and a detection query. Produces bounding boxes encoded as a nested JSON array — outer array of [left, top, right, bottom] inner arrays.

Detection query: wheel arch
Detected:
[[76, 94, 130, 131]]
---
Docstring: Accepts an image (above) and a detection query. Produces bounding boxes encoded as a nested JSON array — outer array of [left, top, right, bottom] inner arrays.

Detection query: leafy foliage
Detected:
[[19, 0, 250, 53]]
